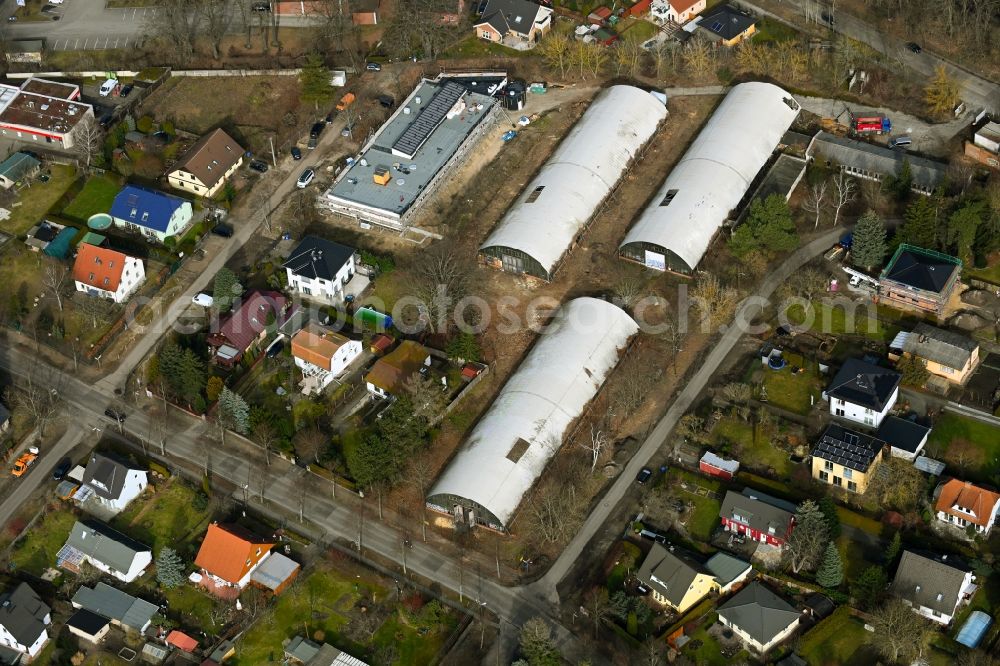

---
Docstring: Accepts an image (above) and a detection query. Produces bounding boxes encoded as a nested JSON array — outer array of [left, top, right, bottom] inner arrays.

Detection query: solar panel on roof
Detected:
[[392, 82, 466, 158]]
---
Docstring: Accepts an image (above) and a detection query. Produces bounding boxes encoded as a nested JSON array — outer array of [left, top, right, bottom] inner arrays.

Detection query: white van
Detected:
[[192, 293, 214, 307], [889, 136, 912, 149], [99, 79, 117, 97]]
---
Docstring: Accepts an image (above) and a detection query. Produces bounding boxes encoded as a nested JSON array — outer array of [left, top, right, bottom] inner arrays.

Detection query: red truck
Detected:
[[850, 111, 892, 135]]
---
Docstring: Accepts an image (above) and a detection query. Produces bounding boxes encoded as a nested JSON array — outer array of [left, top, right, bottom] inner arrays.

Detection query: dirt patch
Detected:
[[950, 311, 990, 331]]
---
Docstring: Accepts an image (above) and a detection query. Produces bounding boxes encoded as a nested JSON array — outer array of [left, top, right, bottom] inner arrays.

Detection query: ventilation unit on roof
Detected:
[[40, 104, 49, 111]]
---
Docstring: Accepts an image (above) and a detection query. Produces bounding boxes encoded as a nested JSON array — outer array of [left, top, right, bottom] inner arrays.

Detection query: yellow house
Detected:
[[166, 128, 244, 198], [636, 543, 717, 614], [695, 4, 757, 47], [811, 424, 886, 494], [895, 323, 980, 385]]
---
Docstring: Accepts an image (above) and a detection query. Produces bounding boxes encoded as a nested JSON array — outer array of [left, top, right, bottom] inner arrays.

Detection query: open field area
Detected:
[[111, 479, 211, 557], [798, 606, 877, 666], [928, 412, 1000, 481], [9, 506, 76, 576], [712, 418, 791, 477], [62, 173, 124, 224], [1, 164, 77, 236]]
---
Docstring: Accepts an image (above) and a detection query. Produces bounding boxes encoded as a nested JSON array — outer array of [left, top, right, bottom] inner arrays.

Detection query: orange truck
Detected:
[[336, 92, 356, 111], [11, 446, 39, 477]]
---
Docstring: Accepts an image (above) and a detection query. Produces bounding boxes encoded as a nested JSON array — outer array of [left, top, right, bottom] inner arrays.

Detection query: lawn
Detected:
[[929, 412, 1000, 481], [679, 614, 749, 666], [966, 255, 1000, 286], [754, 17, 801, 43], [111, 480, 212, 557], [784, 301, 896, 342], [440, 36, 531, 59], [61, 173, 123, 223], [759, 352, 821, 415], [10, 508, 77, 576], [617, 17, 659, 42], [2, 164, 77, 235], [232, 564, 455, 665], [668, 470, 722, 542], [712, 418, 790, 477], [798, 606, 876, 666], [161, 584, 225, 632]]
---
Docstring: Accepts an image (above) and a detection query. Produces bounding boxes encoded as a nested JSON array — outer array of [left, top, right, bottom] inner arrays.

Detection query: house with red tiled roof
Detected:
[[72, 243, 145, 304], [291, 322, 363, 395], [207, 290, 291, 366], [936, 479, 1000, 536], [193, 524, 275, 597]]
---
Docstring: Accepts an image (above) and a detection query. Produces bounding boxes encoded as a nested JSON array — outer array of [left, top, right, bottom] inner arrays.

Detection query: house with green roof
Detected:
[[0, 152, 39, 189]]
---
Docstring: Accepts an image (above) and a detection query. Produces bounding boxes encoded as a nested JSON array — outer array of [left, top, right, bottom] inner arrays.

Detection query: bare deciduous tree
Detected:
[[4, 369, 63, 437], [73, 116, 102, 169], [831, 172, 858, 228], [584, 587, 612, 639], [201, 0, 234, 60], [403, 373, 449, 425], [802, 180, 828, 229], [293, 426, 327, 464], [411, 243, 471, 333], [690, 273, 739, 331], [681, 40, 715, 80], [42, 260, 69, 312], [868, 598, 932, 663], [537, 32, 571, 79], [407, 456, 436, 542], [578, 423, 609, 474], [151, 0, 201, 64], [251, 420, 277, 465]]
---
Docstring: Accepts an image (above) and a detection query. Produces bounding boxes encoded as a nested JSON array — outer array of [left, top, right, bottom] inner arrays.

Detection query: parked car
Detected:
[[341, 123, 355, 137], [501, 130, 517, 142], [310, 122, 325, 138], [307, 135, 318, 150], [906, 42, 922, 53], [249, 159, 269, 173], [297, 169, 316, 189], [98, 111, 114, 128], [211, 223, 234, 238], [99, 79, 117, 97], [11, 447, 39, 478], [119, 84, 134, 97], [889, 135, 912, 149], [52, 457, 72, 481], [377, 94, 394, 108], [291, 146, 302, 160], [192, 293, 214, 307], [366, 62, 382, 72], [104, 408, 126, 423], [636, 467, 653, 484], [821, 11, 834, 24], [266, 340, 284, 358]]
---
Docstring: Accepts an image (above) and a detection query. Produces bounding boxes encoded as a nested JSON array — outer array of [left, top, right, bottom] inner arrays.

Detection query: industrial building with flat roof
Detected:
[[0, 77, 93, 150], [426, 298, 637, 532], [479, 85, 667, 281], [322, 75, 500, 229], [619, 82, 800, 274]]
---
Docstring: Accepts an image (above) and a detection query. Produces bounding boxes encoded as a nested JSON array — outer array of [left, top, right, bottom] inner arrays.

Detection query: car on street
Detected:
[[906, 42, 922, 53], [266, 340, 284, 358], [636, 467, 653, 484], [192, 293, 214, 307], [310, 122, 325, 138], [297, 169, 316, 188], [119, 84, 134, 97], [12, 448, 39, 477], [52, 457, 72, 481], [307, 135, 318, 150], [104, 408, 126, 423], [249, 159, 268, 173], [366, 62, 382, 71], [291, 146, 302, 160], [211, 223, 234, 238]]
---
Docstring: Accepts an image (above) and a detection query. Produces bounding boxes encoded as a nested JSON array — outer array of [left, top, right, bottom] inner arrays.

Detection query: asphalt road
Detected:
[[0, 426, 84, 526], [741, 0, 1000, 113]]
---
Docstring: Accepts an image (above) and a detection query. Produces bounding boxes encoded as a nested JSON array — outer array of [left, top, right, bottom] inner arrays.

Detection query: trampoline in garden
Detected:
[[956, 610, 992, 648], [768, 354, 787, 370]]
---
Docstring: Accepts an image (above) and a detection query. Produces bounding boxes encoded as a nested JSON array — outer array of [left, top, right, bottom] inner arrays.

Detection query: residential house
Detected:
[[167, 128, 245, 198], [717, 582, 800, 653], [705, 552, 752, 593], [194, 523, 276, 597], [636, 543, 718, 614], [109, 185, 194, 243], [0, 583, 51, 658], [935, 479, 1000, 536], [965, 120, 1000, 169], [291, 322, 364, 395], [285, 635, 371, 666], [282, 236, 358, 304], [207, 290, 290, 366], [878, 244, 962, 315], [891, 550, 976, 625], [649, 0, 706, 24], [826, 357, 901, 428], [473, 0, 552, 46], [364, 340, 431, 399], [72, 243, 145, 304], [71, 582, 158, 633], [0, 152, 39, 189], [719, 489, 796, 547], [66, 609, 110, 644], [57, 520, 152, 583], [877, 415, 931, 460], [700, 452, 739, 480], [693, 4, 757, 46], [78, 452, 148, 514], [892, 323, 980, 385], [808, 132, 949, 196], [810, 423, 886, 494]]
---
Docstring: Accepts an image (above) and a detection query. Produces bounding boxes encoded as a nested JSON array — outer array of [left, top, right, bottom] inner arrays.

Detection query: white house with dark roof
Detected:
[[891, 550, 976, 625], [57, 520, 152, 583], [282, 236, 357, 304], [877, 415, 931, 460], [826, 357, 901, 428], [77, 452, 148, 514], [0, 583, 51, 658], [717, 582, 800, 653], [71, 582, 158, 633]]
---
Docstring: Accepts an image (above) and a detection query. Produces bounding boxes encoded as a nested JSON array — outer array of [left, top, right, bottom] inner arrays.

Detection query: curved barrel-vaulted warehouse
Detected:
[[426, 298, 638, 532], [619, 82, 800, 275], [479, 86, 667, 281]]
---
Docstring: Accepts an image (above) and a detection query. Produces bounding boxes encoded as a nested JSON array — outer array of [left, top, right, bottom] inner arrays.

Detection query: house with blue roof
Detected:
[[109, 185, 193, 243]]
